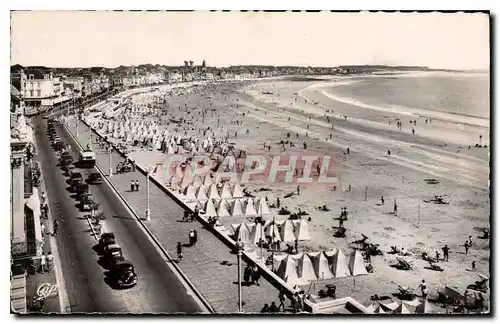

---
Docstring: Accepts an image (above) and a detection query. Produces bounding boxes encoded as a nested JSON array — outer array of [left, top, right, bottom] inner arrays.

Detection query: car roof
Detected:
[[107, 244, 121, 250], [116, 260, 134, 267]]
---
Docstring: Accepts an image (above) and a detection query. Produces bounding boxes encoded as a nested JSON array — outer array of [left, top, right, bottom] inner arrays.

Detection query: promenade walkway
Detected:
[[65, 120, 281, 314]]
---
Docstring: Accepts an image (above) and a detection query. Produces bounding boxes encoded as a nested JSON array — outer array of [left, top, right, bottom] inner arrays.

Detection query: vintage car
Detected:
[[80, 195, 93, 211], [107, 260, 138, 289], [69, 172, 83, 184], [102, 244, 125, 266], [99, 232, 116, 247], [87, 172, 103, 184], [70, 180, 87, 194]]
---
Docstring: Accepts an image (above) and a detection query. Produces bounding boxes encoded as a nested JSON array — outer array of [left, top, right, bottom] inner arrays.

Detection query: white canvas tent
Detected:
[[232, 183, 244, 198], [392, 302, 413, 314], [294, 219, 311, 241], [280, 220, 296, 242], [230, 199, 244, 216], [233, 223, 253, 244], [252, 222, 264, 245], [256, 197, 270, 215], [243, 198, 258, 216], [308, 252, 334, 280], [217, 199, 231, 217], [184, 185, 197, 200], [220, 183, 233, 199], [296, 253, 318, 281], [349, 250, 368, 276], [366, 302, 388, 314], [276, 255, 299, 283], [414, 300, 433, 314], [202, 199, 217, 217], [330, 250, 351, 278], [196, 185, 209, 201], [207, 184, 220, 199], [203, 174, 213, 187], [266, 222, 281, 242]]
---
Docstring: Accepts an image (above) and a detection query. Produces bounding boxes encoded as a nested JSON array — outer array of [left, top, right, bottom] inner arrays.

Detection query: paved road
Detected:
[[34, 115, 205, 313]]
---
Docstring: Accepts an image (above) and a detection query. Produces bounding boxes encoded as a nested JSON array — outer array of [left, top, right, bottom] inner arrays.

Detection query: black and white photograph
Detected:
[[9, 9, 491, 315]]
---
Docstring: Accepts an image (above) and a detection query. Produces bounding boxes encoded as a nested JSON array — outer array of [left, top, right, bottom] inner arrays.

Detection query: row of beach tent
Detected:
[[230, 219, 310, 244], [275, 250, 368, 284], [199, 197, 270, 218], [366, 299, 433, 314], [183, 181, 243, 200]]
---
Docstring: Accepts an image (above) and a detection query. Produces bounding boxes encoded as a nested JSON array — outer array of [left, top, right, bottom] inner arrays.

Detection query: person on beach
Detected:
[[193, 230, 198, 246], [468, 235, 473, 247], [260, 304, 270, 313], [393, 201, 398, 215], [251, 264, 261, 286], [135, 180, 140, 191], [464, 241, 470, 255], [277, 197, 280, 208], [278, 290, 286, 311], [296, 186, 300, 196], [347, 148, 350, 154], [176, 242, 183, 262], [188, 229, 196, 246], [418, 279, 427, 299], [381, 196, 385, 205], [130, 180, 135, 192], [244, 265, 252, 285], [435, 251, 440, 261], [442, 245, 450, 261], [412, 128, 415, 135]]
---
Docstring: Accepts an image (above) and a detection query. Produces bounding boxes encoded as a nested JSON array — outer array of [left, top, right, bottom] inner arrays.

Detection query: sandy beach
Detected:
[[84, 73, 490, 310]]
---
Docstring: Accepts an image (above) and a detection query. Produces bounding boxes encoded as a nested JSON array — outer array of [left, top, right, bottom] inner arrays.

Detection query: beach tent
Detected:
[[256, 197, 270, 216], [196, 185, 209, 201], [349, 250, 368, 276], [294, 219, 311, 241], [331, 250, 351, 278], [296, 253, 318, 281], [233, 223, 253, 244], [414, 300, 433, 314], [203, 174, 213, 187], [232, 183, 244, 198], [192, 175, 203, 188], [217, 200, 231, 217], [243, 198, 258, 216], [380, 301, 399, 312], [252, 222, 264, 245], [220, 183, 233, 199], [276, 255, 299, 283], [392, 302, 413, 314], [180, 168, 195, 190], [184, 185, 197, 200], [366, 302, 387, 314], [207, 183, 220, 199], [308, 252, 334, 280], [266, 222, 281, 242], [202, 199, 217, 217], [280, 220, 296, 242], [230, 199, 244, 216]]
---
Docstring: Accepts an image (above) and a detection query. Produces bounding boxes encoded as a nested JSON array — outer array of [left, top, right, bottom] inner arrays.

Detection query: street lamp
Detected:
[[108, 145, 113, 177], [234, 239, 244, 313], [145, 167, 151, 221]]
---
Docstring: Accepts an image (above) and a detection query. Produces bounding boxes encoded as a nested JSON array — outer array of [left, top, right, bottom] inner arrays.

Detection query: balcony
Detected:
[[23, 164, 32, 199]]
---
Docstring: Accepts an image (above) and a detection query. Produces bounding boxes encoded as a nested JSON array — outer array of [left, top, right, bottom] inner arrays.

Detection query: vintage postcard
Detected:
[[10, 10, 490, 315]]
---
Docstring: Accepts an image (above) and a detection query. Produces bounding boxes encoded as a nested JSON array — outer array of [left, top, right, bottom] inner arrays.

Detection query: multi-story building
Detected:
[[11, 68, 70, 111], [10, 100, 42, 313], [62, 76, 85, 98]]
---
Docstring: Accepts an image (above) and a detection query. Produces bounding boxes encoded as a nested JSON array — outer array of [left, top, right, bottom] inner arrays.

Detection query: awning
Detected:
[[25, 188, 43, 257], [52, 96, 72, 105]]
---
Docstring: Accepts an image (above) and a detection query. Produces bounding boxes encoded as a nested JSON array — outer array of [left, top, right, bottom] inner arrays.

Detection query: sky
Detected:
[[10, 11, 490, 70]]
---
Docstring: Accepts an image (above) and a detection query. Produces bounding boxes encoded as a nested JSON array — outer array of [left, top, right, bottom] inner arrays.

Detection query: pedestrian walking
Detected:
[[130, 180, 135, 192], [464, 241, 470, 255], [290, 292, 299, 313], [251, 264, 261, 286], [277, 290, 286, 311], [296, 186, 300, 196], [176, 242, 183, 262], [442, 245, 450, 261], [135, 180, 140, 191], [418, 279, 427, 299], [41, 191, 47, 204], [244, 265, 252, 285], [40, 253, 46, 273], [269, 301, 279, 313], [53, 220, 59, 236], [41, 223, 46, 238], [46, 251, 54, 272], [381, 196, 385, 205], [191, 230, 198, 246], [43, 204, 49, 219], [188, 230, 194, 246], [472, 261, 476, 271]]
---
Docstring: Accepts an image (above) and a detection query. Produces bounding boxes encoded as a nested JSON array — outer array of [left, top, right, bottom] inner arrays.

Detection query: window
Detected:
[[36, 90, 41, 97], [28, 74, 34, 80], [30, 90, 34, 97]]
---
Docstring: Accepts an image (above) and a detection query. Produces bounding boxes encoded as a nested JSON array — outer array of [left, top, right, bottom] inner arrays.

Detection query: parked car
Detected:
[[70, 172, 83, 185], [70, 180, 87, 194], [102, 244, 125, 267], [107, 260, 138, 289], [80, 196, 93, 211], [87, 172, 103, 184], [99, 232, 116, 247]]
